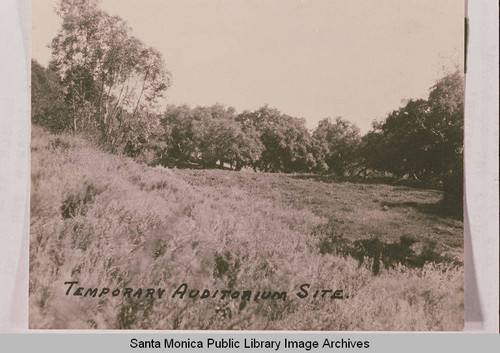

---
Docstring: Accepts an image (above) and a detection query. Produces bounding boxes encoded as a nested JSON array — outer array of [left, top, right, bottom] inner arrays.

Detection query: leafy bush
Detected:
[[60, 184, 104, 219], [48, 138, 70, 151], [316, 223, 460, 275], [31, 60, 70, 132]]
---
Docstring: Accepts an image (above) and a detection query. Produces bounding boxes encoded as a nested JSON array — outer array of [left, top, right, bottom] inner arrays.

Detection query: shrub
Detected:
[[316, 227, 459, 275], [48, 138, 70, 151], [60, 184, 104, 219]]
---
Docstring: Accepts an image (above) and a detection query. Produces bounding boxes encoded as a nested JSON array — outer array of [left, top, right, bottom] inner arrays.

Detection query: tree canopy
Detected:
[[31, 59, 69, 132], [363, 71, 464, 212], [49, 0, 171, 147], [236, 106, 316, 172], [313, 117, 361, 176], [31, 0, 464, 212]]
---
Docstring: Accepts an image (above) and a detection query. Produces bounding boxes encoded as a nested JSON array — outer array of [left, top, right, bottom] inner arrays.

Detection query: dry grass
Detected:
[[29, 126, 464, 330]]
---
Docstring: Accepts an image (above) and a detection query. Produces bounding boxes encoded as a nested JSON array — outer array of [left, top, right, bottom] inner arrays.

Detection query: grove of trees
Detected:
[[32, 0, 464, 214]]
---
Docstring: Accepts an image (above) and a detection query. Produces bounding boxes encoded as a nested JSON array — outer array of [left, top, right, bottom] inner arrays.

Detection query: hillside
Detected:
[[30, 126, 464, 330]]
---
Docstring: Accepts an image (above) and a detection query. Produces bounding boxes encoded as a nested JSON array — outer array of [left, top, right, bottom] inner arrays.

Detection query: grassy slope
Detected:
[[30, 126, 464, 330]]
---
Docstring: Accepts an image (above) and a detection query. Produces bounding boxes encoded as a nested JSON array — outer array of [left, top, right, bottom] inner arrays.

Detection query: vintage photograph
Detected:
[[30, 0, 465, 330]]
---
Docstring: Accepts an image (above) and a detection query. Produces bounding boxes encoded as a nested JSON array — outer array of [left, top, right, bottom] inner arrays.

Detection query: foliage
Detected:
[[157, 104, 325, 173], [313, 117, 362, 176], [236, 106, 316, 172], [157, 104, 264, 170], [49, 0, 171, 148], [30, 1, 466, 330], [323, 234, 460, 275], [197, 113, 263, 170], [158, 105, 200, 164], [60, 183, 104, 219], [362, 71, 464, 213], [35, 1, 465, 211], [31, 60, 70, 132]]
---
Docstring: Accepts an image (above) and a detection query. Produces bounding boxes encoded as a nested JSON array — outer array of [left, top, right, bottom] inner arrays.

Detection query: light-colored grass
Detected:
[[29, 126, 464, 330]]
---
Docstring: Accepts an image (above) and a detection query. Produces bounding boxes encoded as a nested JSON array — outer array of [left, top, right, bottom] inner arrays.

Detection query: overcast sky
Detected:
[[31, 0, 464, 133]]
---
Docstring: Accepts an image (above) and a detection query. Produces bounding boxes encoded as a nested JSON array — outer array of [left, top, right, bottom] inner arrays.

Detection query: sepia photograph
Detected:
[[30, 0, 465, 330]]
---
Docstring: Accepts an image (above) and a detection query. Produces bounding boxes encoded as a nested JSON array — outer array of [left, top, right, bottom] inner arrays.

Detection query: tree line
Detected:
[[31, 0, 464, 213]]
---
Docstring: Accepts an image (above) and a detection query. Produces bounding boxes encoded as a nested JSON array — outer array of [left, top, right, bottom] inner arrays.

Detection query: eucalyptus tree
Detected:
[[49, 0, 171, 149], [236, 106, 313, 173], [31, 59, 69, 132]]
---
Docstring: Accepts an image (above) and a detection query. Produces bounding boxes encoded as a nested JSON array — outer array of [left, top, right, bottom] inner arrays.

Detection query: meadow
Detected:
[[29, 126, 464, 330]]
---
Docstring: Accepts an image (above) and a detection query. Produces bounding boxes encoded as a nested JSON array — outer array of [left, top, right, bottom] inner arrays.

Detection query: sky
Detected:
[[31, 0, 464, 133]]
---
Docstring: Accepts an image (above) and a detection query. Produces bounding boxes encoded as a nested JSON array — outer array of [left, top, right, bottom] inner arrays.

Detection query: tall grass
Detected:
[[30, 126, 463, 330]]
